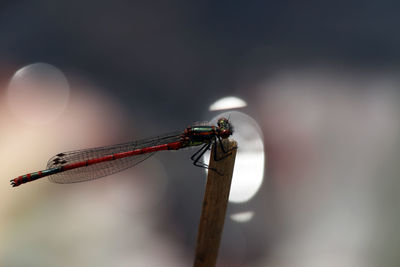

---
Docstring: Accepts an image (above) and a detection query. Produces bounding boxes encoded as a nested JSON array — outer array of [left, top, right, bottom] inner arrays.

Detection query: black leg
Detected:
[[191, 143, 210, 161], [191, 143, 212, 169], [213, 137, 220, 161], [191, 143, 223, 175], [214, 136, 236, 161], [218, 135, 228, 153]]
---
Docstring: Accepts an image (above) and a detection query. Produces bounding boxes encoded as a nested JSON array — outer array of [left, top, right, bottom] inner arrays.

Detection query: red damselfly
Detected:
[[11, 118, 233, 187]]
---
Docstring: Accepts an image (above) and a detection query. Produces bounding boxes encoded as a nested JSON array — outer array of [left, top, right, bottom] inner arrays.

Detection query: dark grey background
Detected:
[[2, 0, 398, 122]]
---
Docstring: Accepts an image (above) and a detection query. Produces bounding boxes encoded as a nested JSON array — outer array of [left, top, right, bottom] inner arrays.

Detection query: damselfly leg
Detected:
[[213, 135, 236, 161], [191, 143, 212, 169], [190, 136, 235, 175]]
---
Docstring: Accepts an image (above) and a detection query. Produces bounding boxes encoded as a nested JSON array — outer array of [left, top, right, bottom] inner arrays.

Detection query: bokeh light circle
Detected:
[[204, 111, 265, 203], [7, 63, 70, 125], [230, 211, 255, 223], [209, 96, 247, 111]]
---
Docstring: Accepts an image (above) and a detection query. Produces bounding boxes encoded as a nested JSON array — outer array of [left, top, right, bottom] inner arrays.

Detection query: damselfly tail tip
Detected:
[[10, 179, 18, 187]]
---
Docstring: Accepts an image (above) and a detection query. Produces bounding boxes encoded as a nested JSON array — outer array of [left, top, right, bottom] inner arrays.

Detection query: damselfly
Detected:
[[11, 118, 234, 187]]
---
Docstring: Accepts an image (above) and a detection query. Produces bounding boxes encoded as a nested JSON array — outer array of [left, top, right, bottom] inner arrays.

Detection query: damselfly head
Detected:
[[217, 117, 233, 138]]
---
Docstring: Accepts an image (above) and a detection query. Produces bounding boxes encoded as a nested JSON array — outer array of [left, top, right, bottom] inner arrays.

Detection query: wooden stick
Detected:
[[194, 139, 237, 267]]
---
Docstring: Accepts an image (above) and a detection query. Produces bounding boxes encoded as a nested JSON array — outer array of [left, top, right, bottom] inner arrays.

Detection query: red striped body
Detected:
[[11, 141, 184, 187], [62, 141, 183, 171], [11, 117, 234, 187]]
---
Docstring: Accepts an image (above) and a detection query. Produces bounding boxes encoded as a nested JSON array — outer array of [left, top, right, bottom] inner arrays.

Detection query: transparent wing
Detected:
[[46, 131, 183, 184]]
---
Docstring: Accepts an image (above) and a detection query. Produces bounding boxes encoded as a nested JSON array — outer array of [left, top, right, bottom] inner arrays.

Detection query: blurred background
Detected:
[[1, 1, 400, 266]]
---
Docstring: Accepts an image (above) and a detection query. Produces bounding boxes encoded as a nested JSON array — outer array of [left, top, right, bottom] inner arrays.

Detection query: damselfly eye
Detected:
[[216, 117, 233, 138], [217, 117, 228, 127]]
